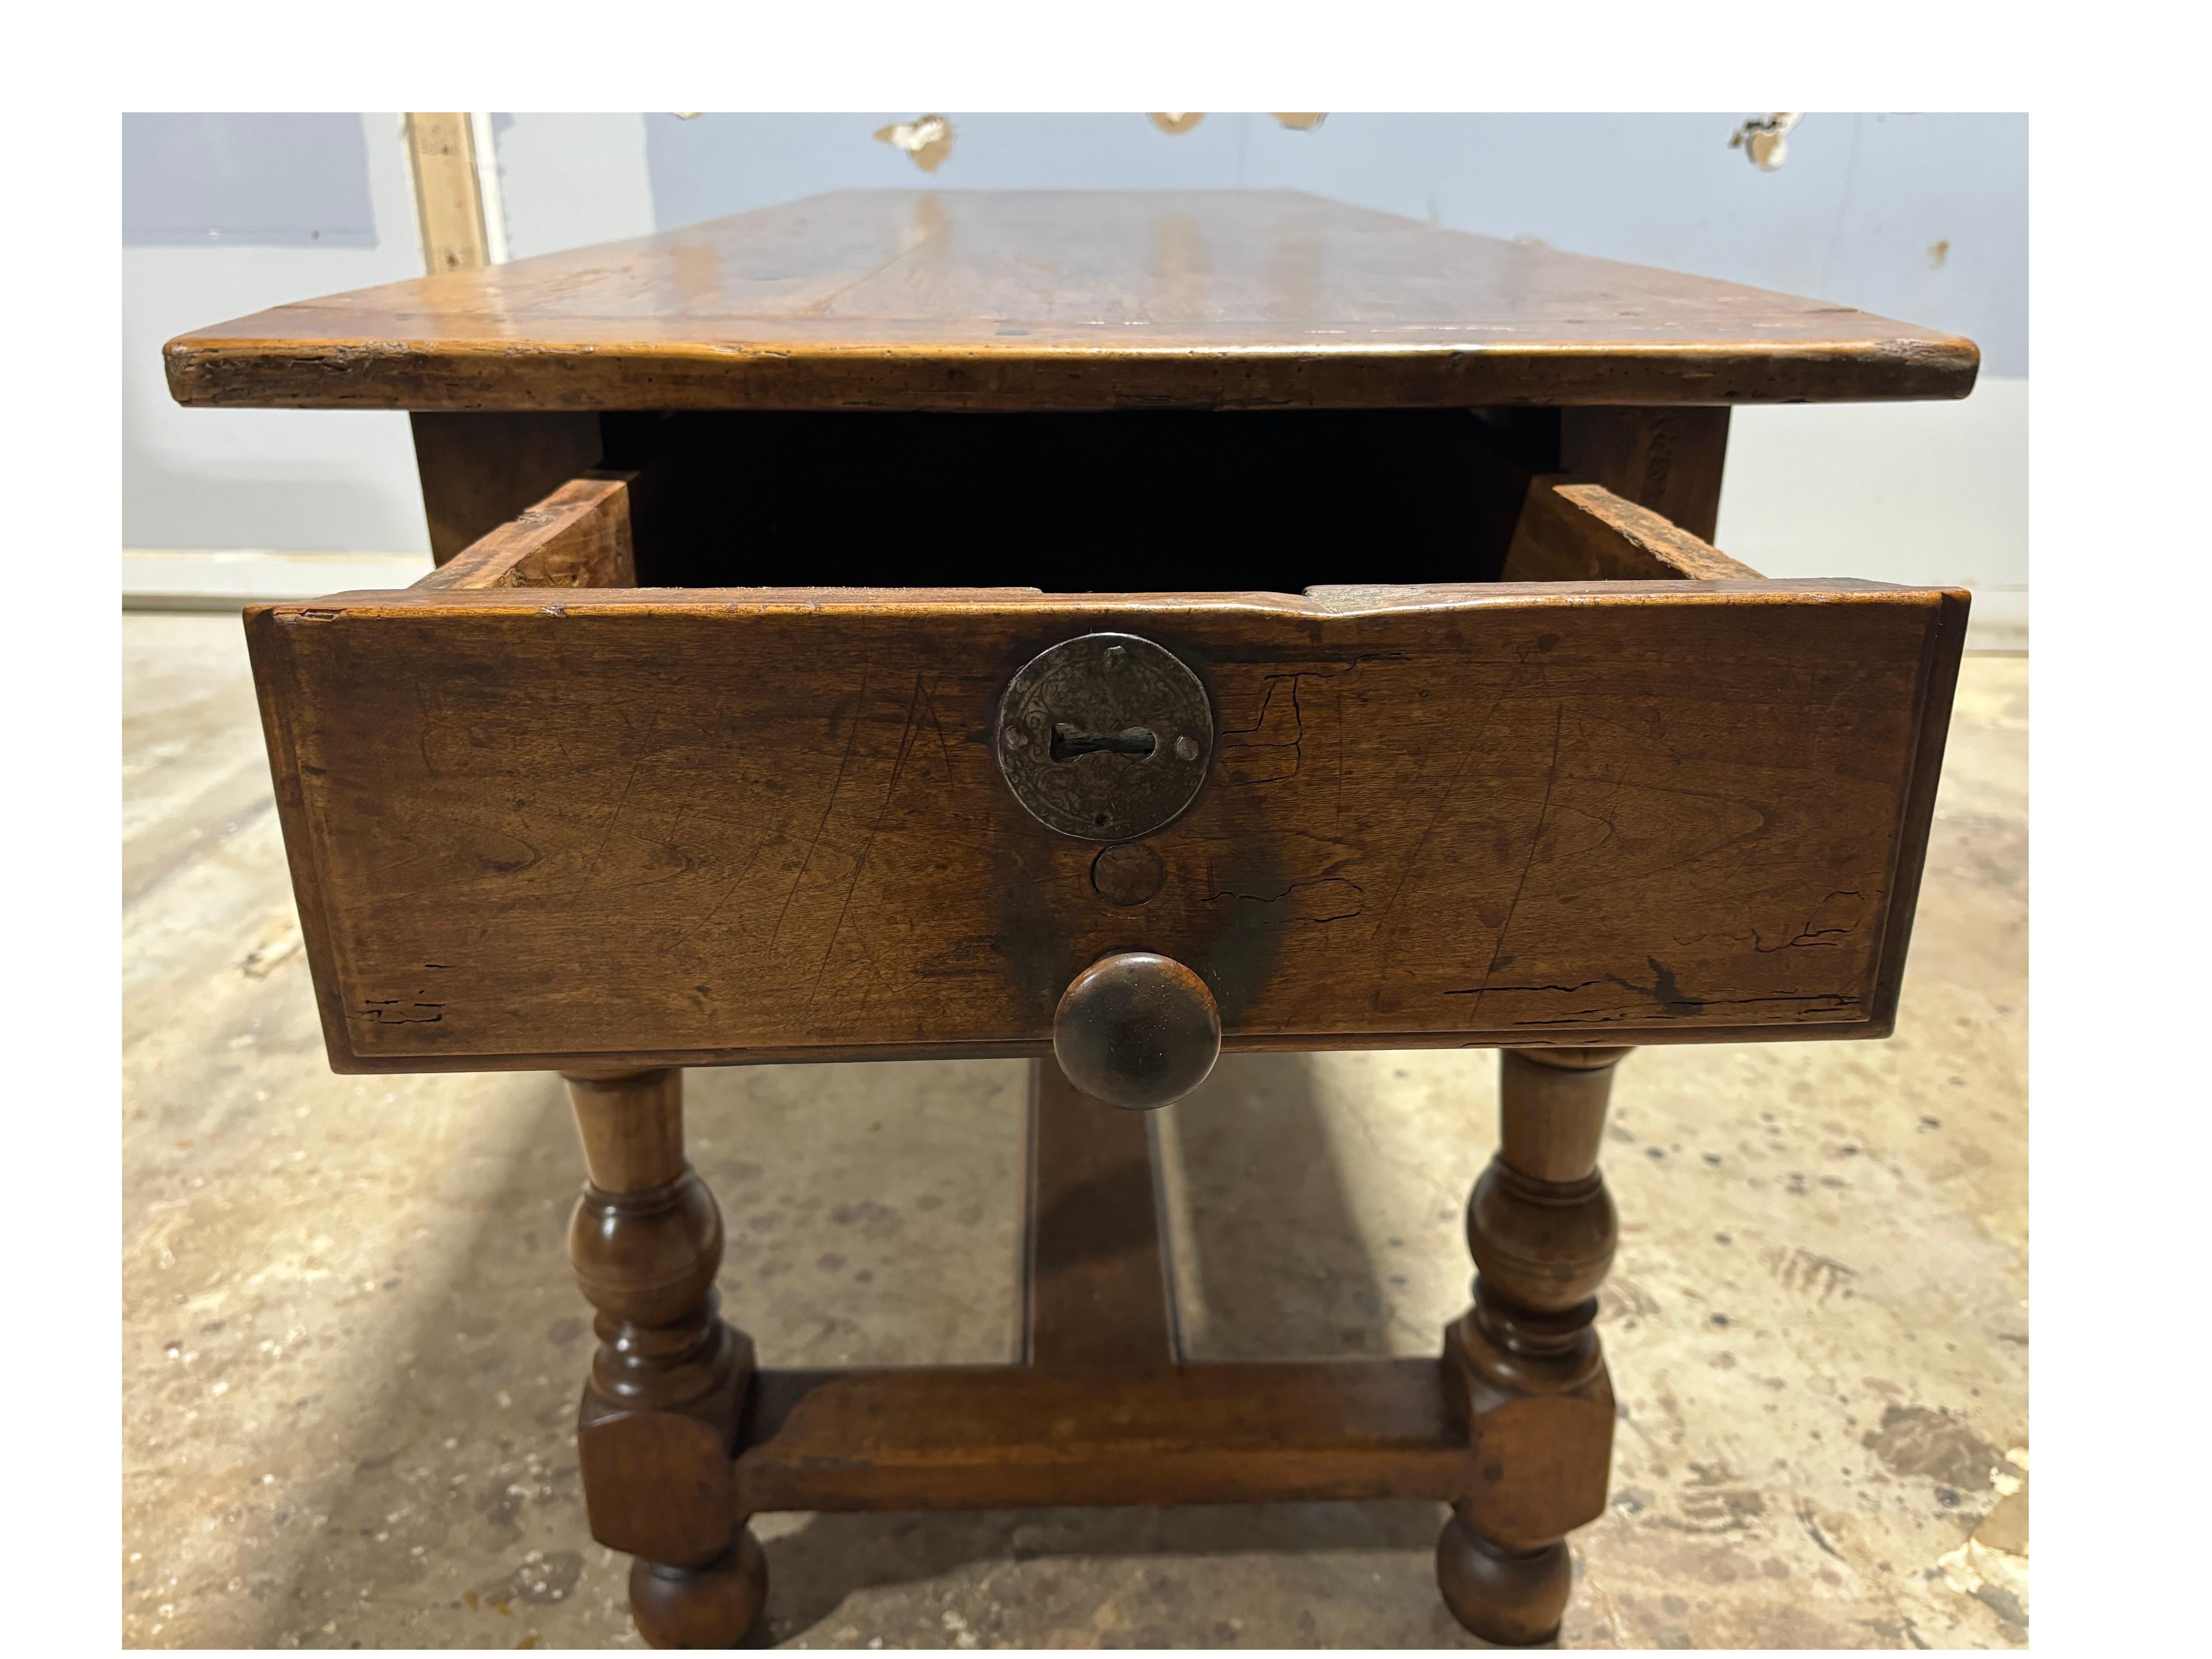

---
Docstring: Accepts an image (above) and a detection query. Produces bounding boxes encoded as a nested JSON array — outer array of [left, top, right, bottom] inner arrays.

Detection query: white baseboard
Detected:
[[124, 549, 434, 611], [1961, 588, 2027, 653]]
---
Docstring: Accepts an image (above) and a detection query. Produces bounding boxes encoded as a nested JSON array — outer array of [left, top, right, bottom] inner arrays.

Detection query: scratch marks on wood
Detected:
[[1365, 663, 1537, 1012], [270, 590, 1945, 1061], [671, 835, 771, 951], [1753, 890, 1866, 953], [1446, 977, 1613, 998], [1199, 875, 1365, 926], [585, 757, 647, 865], [1213, 659, 1385, 789], [1456, 953, 1861, 1026], [1456, 705, 1566, 1021], [1218, 675, 1306, 784], [769, 665, 873, 952], [807, 671, 933, 1008], [915, 672, 957, 779]]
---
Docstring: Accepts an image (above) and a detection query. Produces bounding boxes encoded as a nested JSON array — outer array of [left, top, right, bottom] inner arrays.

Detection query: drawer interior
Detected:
[[415, 405, 1755, 601], [595, 408, 1557, 591]]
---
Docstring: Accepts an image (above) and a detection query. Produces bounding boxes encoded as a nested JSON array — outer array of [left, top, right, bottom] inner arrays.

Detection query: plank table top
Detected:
[[165, 189, 1978, 413]]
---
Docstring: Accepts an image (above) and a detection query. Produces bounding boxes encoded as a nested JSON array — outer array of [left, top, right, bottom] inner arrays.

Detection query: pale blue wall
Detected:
[[123, 114, 380, 248], [642, 113, 2027, 375], [123, 113, 430, 553]]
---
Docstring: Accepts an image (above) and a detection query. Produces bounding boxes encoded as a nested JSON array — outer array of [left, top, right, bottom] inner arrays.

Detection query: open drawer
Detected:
[[246, 412, 1966, 1074]]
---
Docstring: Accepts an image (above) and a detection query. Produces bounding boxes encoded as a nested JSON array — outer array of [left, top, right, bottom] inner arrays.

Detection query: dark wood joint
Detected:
[[1443, 1314, 1615, 1549], [1559, 405, 1731, 543], [410, 411, 607, 564], [577, 1345, 749, 1566]]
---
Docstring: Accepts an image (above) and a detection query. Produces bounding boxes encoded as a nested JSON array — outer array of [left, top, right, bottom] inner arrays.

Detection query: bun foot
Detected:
[[1436, 1514, 1570, 1646], [629, 1529, 768, 1649]]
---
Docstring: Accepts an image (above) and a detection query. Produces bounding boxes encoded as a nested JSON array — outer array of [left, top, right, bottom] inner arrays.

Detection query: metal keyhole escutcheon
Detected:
[[994, 632, 1214, 841]]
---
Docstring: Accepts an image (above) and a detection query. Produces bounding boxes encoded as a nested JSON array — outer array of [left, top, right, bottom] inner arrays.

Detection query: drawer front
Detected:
[[248, 580, 1964, 1072]]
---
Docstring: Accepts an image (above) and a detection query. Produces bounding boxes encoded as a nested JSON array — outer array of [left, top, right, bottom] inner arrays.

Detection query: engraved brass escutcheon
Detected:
[[994, 633, 1214, 842]]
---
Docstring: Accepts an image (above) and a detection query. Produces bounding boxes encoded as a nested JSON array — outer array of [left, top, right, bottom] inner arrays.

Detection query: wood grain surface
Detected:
[[1560, 407, 1732, 543], [167, 190, 1978, 412], [244, 581, 1966, 1072], [411, 411, 606, 563], [733, 1359, 1469, 1513], [1501, 477, 1763, 583], [1025, 1063, 1175, 1370], [412, 474, 635, 591]]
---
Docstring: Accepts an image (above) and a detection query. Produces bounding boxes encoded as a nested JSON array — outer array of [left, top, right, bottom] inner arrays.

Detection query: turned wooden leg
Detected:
[[563, 1066, 765, 1649], [1438, 1047, 1628, 1646]]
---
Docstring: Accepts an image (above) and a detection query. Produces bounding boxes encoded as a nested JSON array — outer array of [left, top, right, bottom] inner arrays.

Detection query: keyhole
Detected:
[[1050, 723, 1157, 762]]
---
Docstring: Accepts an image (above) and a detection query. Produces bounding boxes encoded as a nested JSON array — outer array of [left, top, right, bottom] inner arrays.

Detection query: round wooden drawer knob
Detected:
[[1053, 951, 1221, 1111]]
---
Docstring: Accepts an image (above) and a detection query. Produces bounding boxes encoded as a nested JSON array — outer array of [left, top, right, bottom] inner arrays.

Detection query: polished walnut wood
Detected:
[[410, 411, 606, 564], [1438, 1046, 1630, 1644], [733, 1357, 1472, 1515], [165, 190, 1977, 413], [1025, 1062, 1175, 1370], [413, 473, 636, 591], [629, 1535, 767, 1652], [1437, 1520, 1577, 1649], [246, 577, 1964, 1073], [1501, 475, 1762, 583], [563, 1067, 765, 1647], [1561, 406, 1733, 543]]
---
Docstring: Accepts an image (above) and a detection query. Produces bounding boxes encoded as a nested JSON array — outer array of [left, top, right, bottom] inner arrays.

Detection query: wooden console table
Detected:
[[167, 189, 1974, 1647]]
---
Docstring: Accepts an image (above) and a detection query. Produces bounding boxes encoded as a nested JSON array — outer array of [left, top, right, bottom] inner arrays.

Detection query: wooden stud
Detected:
[[401, 113, 491, 276]]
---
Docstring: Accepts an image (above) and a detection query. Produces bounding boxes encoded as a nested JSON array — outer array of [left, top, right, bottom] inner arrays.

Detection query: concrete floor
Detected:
[[122, 615, 2027, 1650]]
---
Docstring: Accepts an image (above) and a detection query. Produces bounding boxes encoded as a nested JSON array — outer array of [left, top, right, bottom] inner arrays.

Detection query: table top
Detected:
[[165, 189, 1978, 413]]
